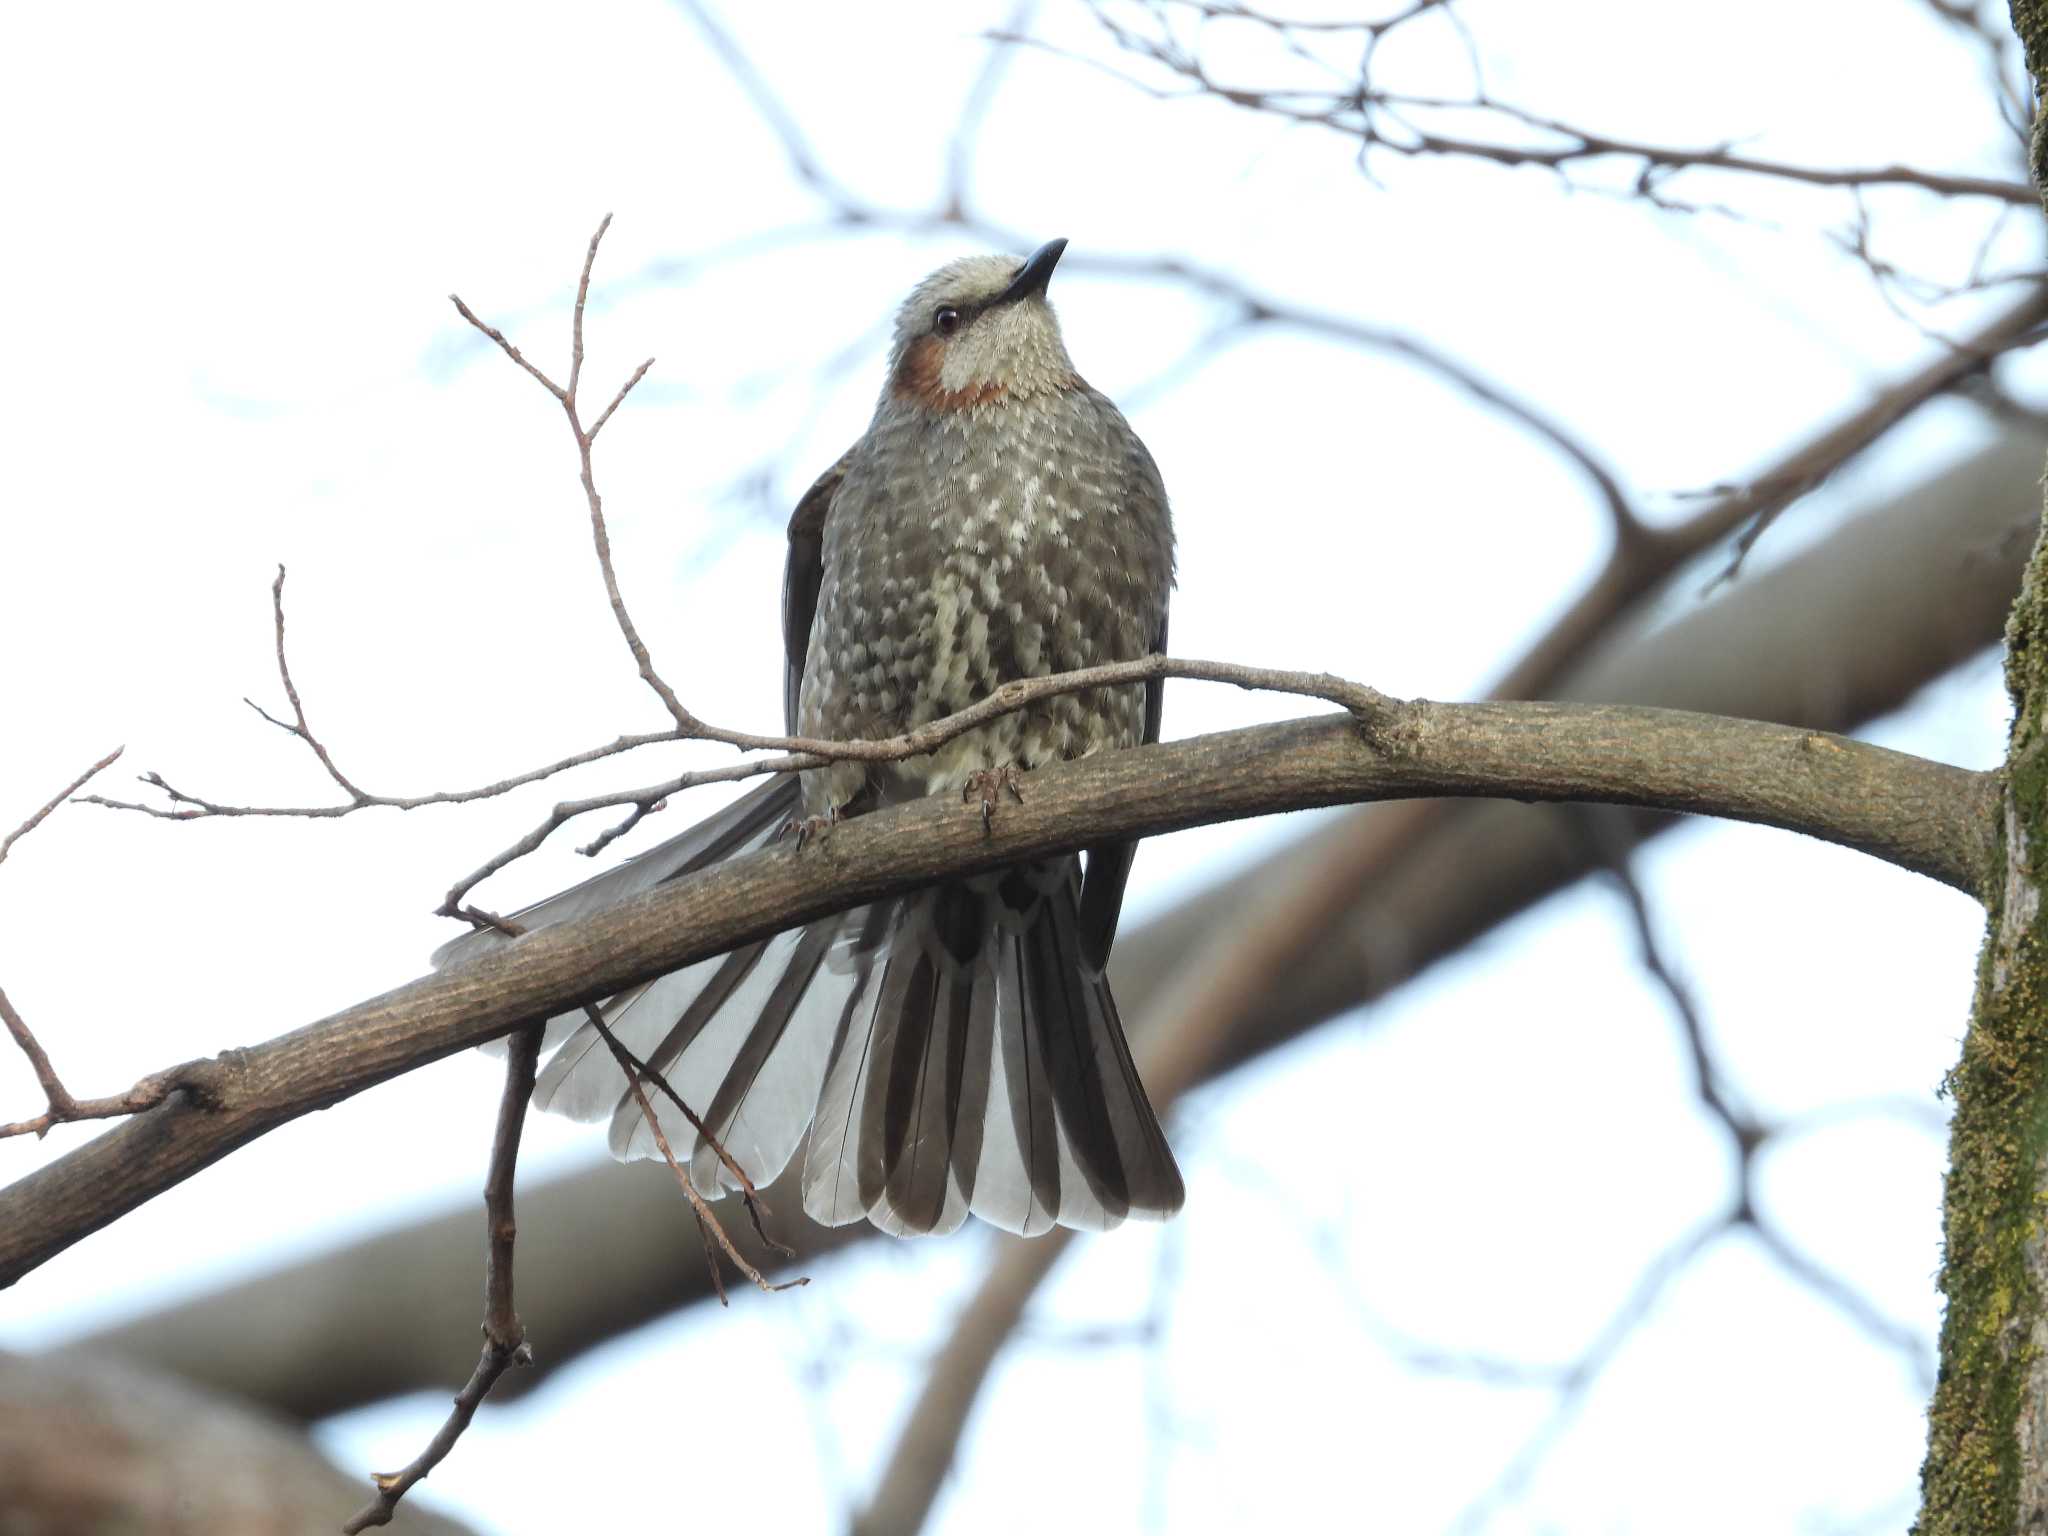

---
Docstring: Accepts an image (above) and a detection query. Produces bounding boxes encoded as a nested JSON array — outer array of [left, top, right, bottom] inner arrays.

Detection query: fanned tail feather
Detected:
[[803, 859, 1182, 1235], [433, 777, 1181, 1235]]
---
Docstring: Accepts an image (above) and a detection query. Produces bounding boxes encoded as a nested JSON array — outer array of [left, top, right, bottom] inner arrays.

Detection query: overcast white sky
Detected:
[[0, 0, 2033, 1530]]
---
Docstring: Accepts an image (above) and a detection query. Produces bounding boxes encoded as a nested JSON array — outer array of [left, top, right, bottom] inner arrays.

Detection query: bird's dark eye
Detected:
[[933, 306, 962, 337]]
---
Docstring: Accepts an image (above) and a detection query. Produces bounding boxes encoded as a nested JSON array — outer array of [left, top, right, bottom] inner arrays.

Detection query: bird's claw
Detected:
[[782, 808, 841, 849], [962, 765, 1026, 833]]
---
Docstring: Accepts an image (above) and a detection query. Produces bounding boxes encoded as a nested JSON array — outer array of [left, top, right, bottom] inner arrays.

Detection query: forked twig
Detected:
[[452, 214, 683, 730], [0, 749, 190, 1141]]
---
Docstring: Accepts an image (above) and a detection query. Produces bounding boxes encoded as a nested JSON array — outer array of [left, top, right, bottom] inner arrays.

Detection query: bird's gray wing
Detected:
[[1075, 611, 1166, 972], [783, 444, 856, 733]]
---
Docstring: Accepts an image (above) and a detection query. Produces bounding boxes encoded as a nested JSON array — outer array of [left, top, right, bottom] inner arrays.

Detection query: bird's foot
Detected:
[[962, 765, 1026, 833], [781, 807, 841, 849]]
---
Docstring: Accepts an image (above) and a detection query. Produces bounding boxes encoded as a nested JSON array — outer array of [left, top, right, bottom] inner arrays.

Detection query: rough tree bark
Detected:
[[1916, 10, 2048, 1528], [1919, 505, 2048, 1532]]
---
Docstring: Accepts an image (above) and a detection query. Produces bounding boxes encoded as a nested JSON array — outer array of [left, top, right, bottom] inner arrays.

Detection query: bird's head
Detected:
[[886, 239, 1077, 411]]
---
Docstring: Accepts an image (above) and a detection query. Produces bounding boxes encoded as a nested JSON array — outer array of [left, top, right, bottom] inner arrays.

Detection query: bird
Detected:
[[435, 239, 1183, 1237]]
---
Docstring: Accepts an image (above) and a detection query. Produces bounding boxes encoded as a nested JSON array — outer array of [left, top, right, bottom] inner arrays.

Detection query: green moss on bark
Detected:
[[1915, 21, 2048, 1527], [1917, 513, 2048, 1531], [2017, 0, 2048, 189]]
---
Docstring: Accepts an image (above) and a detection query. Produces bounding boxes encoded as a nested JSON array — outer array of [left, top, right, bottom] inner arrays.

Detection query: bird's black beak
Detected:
[[996, 238, 1067, 305]]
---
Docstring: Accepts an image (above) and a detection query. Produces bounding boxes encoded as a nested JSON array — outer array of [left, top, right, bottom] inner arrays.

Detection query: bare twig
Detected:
[[579, 1006, 794, 1258], [443, 294, 564, 402], [0, 747, 123, 868], [1069, 3, 2035, 205], [584, 1009, 806, 1299], [341, 1025, 541, 1533], [0, 990, 74, 1131], [85, 588, 1404, 914], [245, 567, 369, 803], [588, 357, 655, 443], [453, 216, 682, 730], [77, 726, 683, 821], [1, 748, 138, 1139], [577, 799, 659, 858], [1581, 808, 1761, 1148], [0, 1003, 217, 1141], [429, 655, 1392, 913]]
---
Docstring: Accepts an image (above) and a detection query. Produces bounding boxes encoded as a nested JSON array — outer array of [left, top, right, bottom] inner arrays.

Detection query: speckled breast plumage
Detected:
[[798, 383, 1173, 815]]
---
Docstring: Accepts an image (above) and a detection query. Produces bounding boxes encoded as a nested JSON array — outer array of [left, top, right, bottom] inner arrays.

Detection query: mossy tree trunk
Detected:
[[1917, 13, 2048, 1528]]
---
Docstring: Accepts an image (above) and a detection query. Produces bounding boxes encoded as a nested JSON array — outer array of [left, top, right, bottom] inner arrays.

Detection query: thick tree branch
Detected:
[[74, 420, 2039, 1418], [0, 697, 1995, 1287], [0, 1351, 479, 1536]]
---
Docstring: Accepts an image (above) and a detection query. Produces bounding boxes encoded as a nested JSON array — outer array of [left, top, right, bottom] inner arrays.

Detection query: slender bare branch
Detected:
[[1070, 3, 2036, 205], [0, 1002, 220, 1141], [1, 748, 132, 1138], [341, 1026, 540, 1533], [1581, 808, 1759, 1145], [0, 747, 123, 867], [427, 655, 1388, 911], [587, 357, 655, 443], [77, 726, 683, 821], [585, 1009, 804, 1299], [80, 578, 1420, 917], [576, 1005, 793, 1255], [249, 565, 370, 803], [445, 295, 565, 402], [449, 215, 688, 732]]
